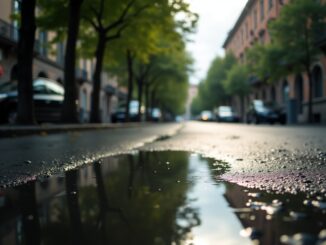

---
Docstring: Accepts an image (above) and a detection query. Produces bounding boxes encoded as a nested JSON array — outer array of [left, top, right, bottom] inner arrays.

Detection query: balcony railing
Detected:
[[0, 19, 19, 43], [0, 19, 40, 55]]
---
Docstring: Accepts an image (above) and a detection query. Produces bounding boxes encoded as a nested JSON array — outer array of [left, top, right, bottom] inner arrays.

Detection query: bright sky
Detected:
[[187, 0, 248, 84]]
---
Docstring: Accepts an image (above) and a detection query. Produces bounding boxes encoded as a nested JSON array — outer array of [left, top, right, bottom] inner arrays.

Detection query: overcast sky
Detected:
[[186, 0, 248, 84]]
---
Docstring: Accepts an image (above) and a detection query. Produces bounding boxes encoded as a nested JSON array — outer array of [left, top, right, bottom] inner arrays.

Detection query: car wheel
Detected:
[[254, 116, 260, 124], [7, 109, 17, 125]]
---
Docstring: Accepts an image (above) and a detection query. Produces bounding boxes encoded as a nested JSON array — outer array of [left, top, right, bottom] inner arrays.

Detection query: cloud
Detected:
[[186, 0, 247, 84]]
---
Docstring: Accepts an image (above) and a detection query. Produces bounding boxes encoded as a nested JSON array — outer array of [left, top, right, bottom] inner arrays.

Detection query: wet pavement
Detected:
[[1, 122, 326, 244], [140, 122, 326, 195], [0, 123, 181, 187], [1, 122, 325, 193], [0, 151, 325, 245]]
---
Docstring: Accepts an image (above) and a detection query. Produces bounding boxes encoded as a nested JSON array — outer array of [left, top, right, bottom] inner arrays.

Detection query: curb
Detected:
[[0, 122, 146, 138]]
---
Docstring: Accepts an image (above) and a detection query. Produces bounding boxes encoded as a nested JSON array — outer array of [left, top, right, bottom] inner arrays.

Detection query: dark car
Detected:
[[111, 100, 140, 123], [215, 106, 239, 122], [246, 100, 286, 125], [0, 78, 64, 124]]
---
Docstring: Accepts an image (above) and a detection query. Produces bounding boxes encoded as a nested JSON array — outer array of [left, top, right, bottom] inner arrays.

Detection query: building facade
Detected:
[[223, 0, 326, 123], [0, 0, 124, 123]]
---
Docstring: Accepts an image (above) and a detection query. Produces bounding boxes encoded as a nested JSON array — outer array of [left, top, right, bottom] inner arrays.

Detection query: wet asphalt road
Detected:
[[1, 122, 326, 194]]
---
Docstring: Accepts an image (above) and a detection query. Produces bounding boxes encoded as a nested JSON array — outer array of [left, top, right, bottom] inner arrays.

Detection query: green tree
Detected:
[[82, 0, 149, 123], [190, 95, 202, 117], [246, 43, 289, 82], [223, 63, 250, 120], [191, 53, 237, 115], [267, 0, 326, 122], [104, 2, 197, 122]]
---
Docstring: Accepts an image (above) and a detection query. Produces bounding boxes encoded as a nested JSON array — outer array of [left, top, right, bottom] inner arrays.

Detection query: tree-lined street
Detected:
[[1, 0, 326, 244]]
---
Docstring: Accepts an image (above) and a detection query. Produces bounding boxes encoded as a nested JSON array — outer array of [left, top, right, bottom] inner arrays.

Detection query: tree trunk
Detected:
[[90, 32, 107, 123], [150, 87, 157, 112], [307, 70, 314, 123], [125, 49, 133, 122], [61, 0, 83, 123], [145, 84, 150, 121], [18, 182, 40, 245], [137, 79, 143, 122], [240, 94, 245, 122], [93, 161, 109, 243], [16, 0, 36, 125], [65, 170, 84, 245]]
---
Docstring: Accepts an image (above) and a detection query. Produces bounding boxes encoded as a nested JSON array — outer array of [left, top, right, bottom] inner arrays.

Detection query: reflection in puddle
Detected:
[[0, 151, 325, 245]]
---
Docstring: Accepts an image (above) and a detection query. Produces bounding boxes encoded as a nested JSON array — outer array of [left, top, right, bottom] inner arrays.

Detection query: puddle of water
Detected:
[[0, 151, 325, 245]]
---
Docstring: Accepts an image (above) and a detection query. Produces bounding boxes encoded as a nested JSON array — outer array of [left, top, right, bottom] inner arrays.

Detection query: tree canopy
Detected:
[[191, 53, 237, 115]]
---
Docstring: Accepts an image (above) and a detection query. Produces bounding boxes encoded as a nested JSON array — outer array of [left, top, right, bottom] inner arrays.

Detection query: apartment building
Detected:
[[223, 0, 326, 123], [0, 0, 123, 123]]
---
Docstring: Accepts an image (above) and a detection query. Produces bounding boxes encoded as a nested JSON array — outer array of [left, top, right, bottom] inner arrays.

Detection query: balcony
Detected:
[[0, 19, 19, 46]]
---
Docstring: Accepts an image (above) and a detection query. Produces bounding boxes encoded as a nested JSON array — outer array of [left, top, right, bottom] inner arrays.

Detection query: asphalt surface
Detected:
[[0, 123, 181, 186], [141, 122, 326, 195], [1, 121, 326, 195]]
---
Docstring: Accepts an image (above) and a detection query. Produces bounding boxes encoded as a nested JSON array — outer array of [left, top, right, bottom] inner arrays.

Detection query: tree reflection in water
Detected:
[[0, 152, 201, 245], [17, 181, 41, 245], [86, 151, 201, 245], [65, 170, 84, 245]]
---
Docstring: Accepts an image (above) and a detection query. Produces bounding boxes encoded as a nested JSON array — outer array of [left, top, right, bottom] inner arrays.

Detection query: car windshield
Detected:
[[219, 106, 232, 113], [201, 111, 212, 116], [254, 100, 266, 109], [0, 79, 64, 95], [0, 81, 18, 93], [116, 101, 139, 114]]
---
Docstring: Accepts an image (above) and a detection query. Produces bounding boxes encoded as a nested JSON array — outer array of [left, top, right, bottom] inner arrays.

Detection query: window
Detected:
[[11, 0, 20, 41], [262, 89, 266, 100], [269, 0, 273, 9], [282, 80, 289, 104], [312, 66, 323, 98], [56, 42, 64, 66], [260, 0, 265, 21], [253, 9, 258, 29], [295, 74, 304, 114], [33, 84, 47, 94], [259, 30, 265, 44], [271, 86, 276, 101], [39, 31, 48, 57]]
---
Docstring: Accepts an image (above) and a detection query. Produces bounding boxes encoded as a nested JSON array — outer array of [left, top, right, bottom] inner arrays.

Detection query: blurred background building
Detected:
[[223, 0, 326, 123]]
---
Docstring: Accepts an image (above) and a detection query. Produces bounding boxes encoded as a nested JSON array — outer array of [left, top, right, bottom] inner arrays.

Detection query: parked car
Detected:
[[150, 108, 162, 122], [0, 78, 64, 124], [111, 100, 140, 123], [200, 110, 214, 121], [246, 100, 286, 124], [215, 106, 239, 122]]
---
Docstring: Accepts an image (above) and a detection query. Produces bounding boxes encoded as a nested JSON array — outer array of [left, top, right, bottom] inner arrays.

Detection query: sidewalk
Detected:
[[0, 122, 144, 138]]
